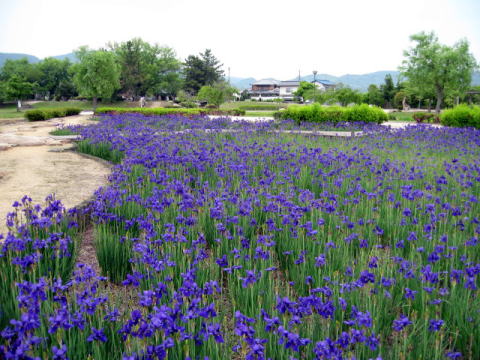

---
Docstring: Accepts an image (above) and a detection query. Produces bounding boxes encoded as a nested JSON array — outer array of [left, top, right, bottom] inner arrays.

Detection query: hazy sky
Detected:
[[0, 0, 479, 79]]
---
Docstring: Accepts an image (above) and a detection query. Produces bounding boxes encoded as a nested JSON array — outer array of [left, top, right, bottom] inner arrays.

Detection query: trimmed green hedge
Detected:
[[441, 104, 480, 128], [274, 104, 387, 124], [25, 107, 82, 121], [95, 107, 246, 117]]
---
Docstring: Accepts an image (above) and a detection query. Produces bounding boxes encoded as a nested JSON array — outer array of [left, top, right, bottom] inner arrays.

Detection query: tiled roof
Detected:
[[253, 79, 280, 85], [279, 81, 300, 86]]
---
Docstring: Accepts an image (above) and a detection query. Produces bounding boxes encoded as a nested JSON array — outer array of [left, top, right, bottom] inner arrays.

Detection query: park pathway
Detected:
[[0, 114, 110, 235]]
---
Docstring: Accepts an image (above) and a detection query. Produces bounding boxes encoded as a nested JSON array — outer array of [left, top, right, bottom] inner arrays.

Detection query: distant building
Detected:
[[249, 79, 280, 101], [279, 81, 300, 101], [249, 77, 336, 101], [311, 79, 336, 91]]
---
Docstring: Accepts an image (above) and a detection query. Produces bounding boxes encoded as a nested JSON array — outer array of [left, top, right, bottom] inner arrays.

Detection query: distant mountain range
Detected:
[[0, 52, 77, 67], [1, 52, 479, 92]]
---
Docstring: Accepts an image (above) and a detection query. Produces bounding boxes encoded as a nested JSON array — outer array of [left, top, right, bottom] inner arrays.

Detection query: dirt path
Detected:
[[0, 115, 110, 234]]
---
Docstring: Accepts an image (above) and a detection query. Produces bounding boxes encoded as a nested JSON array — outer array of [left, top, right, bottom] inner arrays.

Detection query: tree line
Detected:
[[0, 38, 229, 110], [0, 32, 478, 112], [296, 31, 478, 113]]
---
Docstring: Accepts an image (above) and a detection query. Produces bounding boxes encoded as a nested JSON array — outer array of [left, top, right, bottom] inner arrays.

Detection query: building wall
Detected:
[[279, 86, 299, 96]]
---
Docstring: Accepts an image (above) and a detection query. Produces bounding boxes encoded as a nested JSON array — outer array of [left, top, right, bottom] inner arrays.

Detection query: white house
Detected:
[[312, 79, 336, 91], [248, 78, 336, 101], [278, 81, 300, 101]]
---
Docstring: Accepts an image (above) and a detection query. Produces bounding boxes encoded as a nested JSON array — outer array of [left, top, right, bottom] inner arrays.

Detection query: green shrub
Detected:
[[441, 104, 480, 128], [64, 107, 82, 116], [25, 110, 46, 121], [24, 107, 82, 121], [413, 112, 436, 123], [274, 104, 386, 124], [45, 109, 67, 118], [345, 104, 387, 124]]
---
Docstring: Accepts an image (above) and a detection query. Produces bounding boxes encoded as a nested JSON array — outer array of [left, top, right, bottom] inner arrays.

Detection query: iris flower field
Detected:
[[1, 114, 479, 359]]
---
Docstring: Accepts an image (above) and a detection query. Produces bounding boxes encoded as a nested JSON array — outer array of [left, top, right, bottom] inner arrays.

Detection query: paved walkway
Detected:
[[0, 115, 110, 235]]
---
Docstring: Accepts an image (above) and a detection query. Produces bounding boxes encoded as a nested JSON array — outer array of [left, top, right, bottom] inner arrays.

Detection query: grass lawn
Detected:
[[244, 111, 275, 117], [49, 128, 77, 136], [388, 111, 414, 121], [0, 105, 23, 119]]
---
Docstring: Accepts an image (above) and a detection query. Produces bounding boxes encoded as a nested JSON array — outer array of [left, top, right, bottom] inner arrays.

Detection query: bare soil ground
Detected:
[[0, 115, 110, 234]]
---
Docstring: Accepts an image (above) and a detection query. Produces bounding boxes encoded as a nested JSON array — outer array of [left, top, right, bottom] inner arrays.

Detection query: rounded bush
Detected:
[[25, 110, 46, 121], [64, 108, 81, 116], [441, 104, 480, 128], [45, 109, 67, 118], [345, 104, 387, 124]]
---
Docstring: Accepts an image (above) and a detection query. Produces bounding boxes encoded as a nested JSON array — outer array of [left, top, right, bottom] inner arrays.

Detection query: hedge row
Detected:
[[25, 108, 82, 121], [274, 104, 388, 124], [238, 104, 285, 111], [95, 107, 246, 117], [441, 104, 480, 129]]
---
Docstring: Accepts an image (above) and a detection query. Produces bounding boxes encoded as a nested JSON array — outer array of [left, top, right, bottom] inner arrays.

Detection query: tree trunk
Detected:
[[435, 92, 443, 115], [93, 96, 98, 112]]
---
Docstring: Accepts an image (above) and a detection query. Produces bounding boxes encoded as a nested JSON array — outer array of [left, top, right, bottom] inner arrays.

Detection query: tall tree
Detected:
[[0, 58, 39, 109], [72, 47, 120, 111], [5, 74, 35, 111], [400, 31, 477, 114], [364, 84, 384, 106], [380, 74, 395, 108], [183, 49, 224, 94], [149, 47, 182, 99], [0, 58, 42, 84], [197, 81, 236, 107], [0, 81, 6, 103], [36, 58, 73, 100], [334, 87, 362, 106], [294, 81, 316, 100], [110, 38, 181, 99]]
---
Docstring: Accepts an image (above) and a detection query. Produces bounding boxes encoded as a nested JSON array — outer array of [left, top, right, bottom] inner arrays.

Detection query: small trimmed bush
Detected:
[[65, 107, 82, 116], [441, 104, 480, 128], [45, 109, 66, 118], [24, 110, 46, 121], [274, 104, 386, 124], [413, 112, 436, 123], [25, 107, 82, 121]]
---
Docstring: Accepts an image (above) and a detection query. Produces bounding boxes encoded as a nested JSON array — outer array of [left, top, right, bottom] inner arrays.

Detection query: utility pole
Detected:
[[228, 67, 231, 85], [313, 70, 317, 102]]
